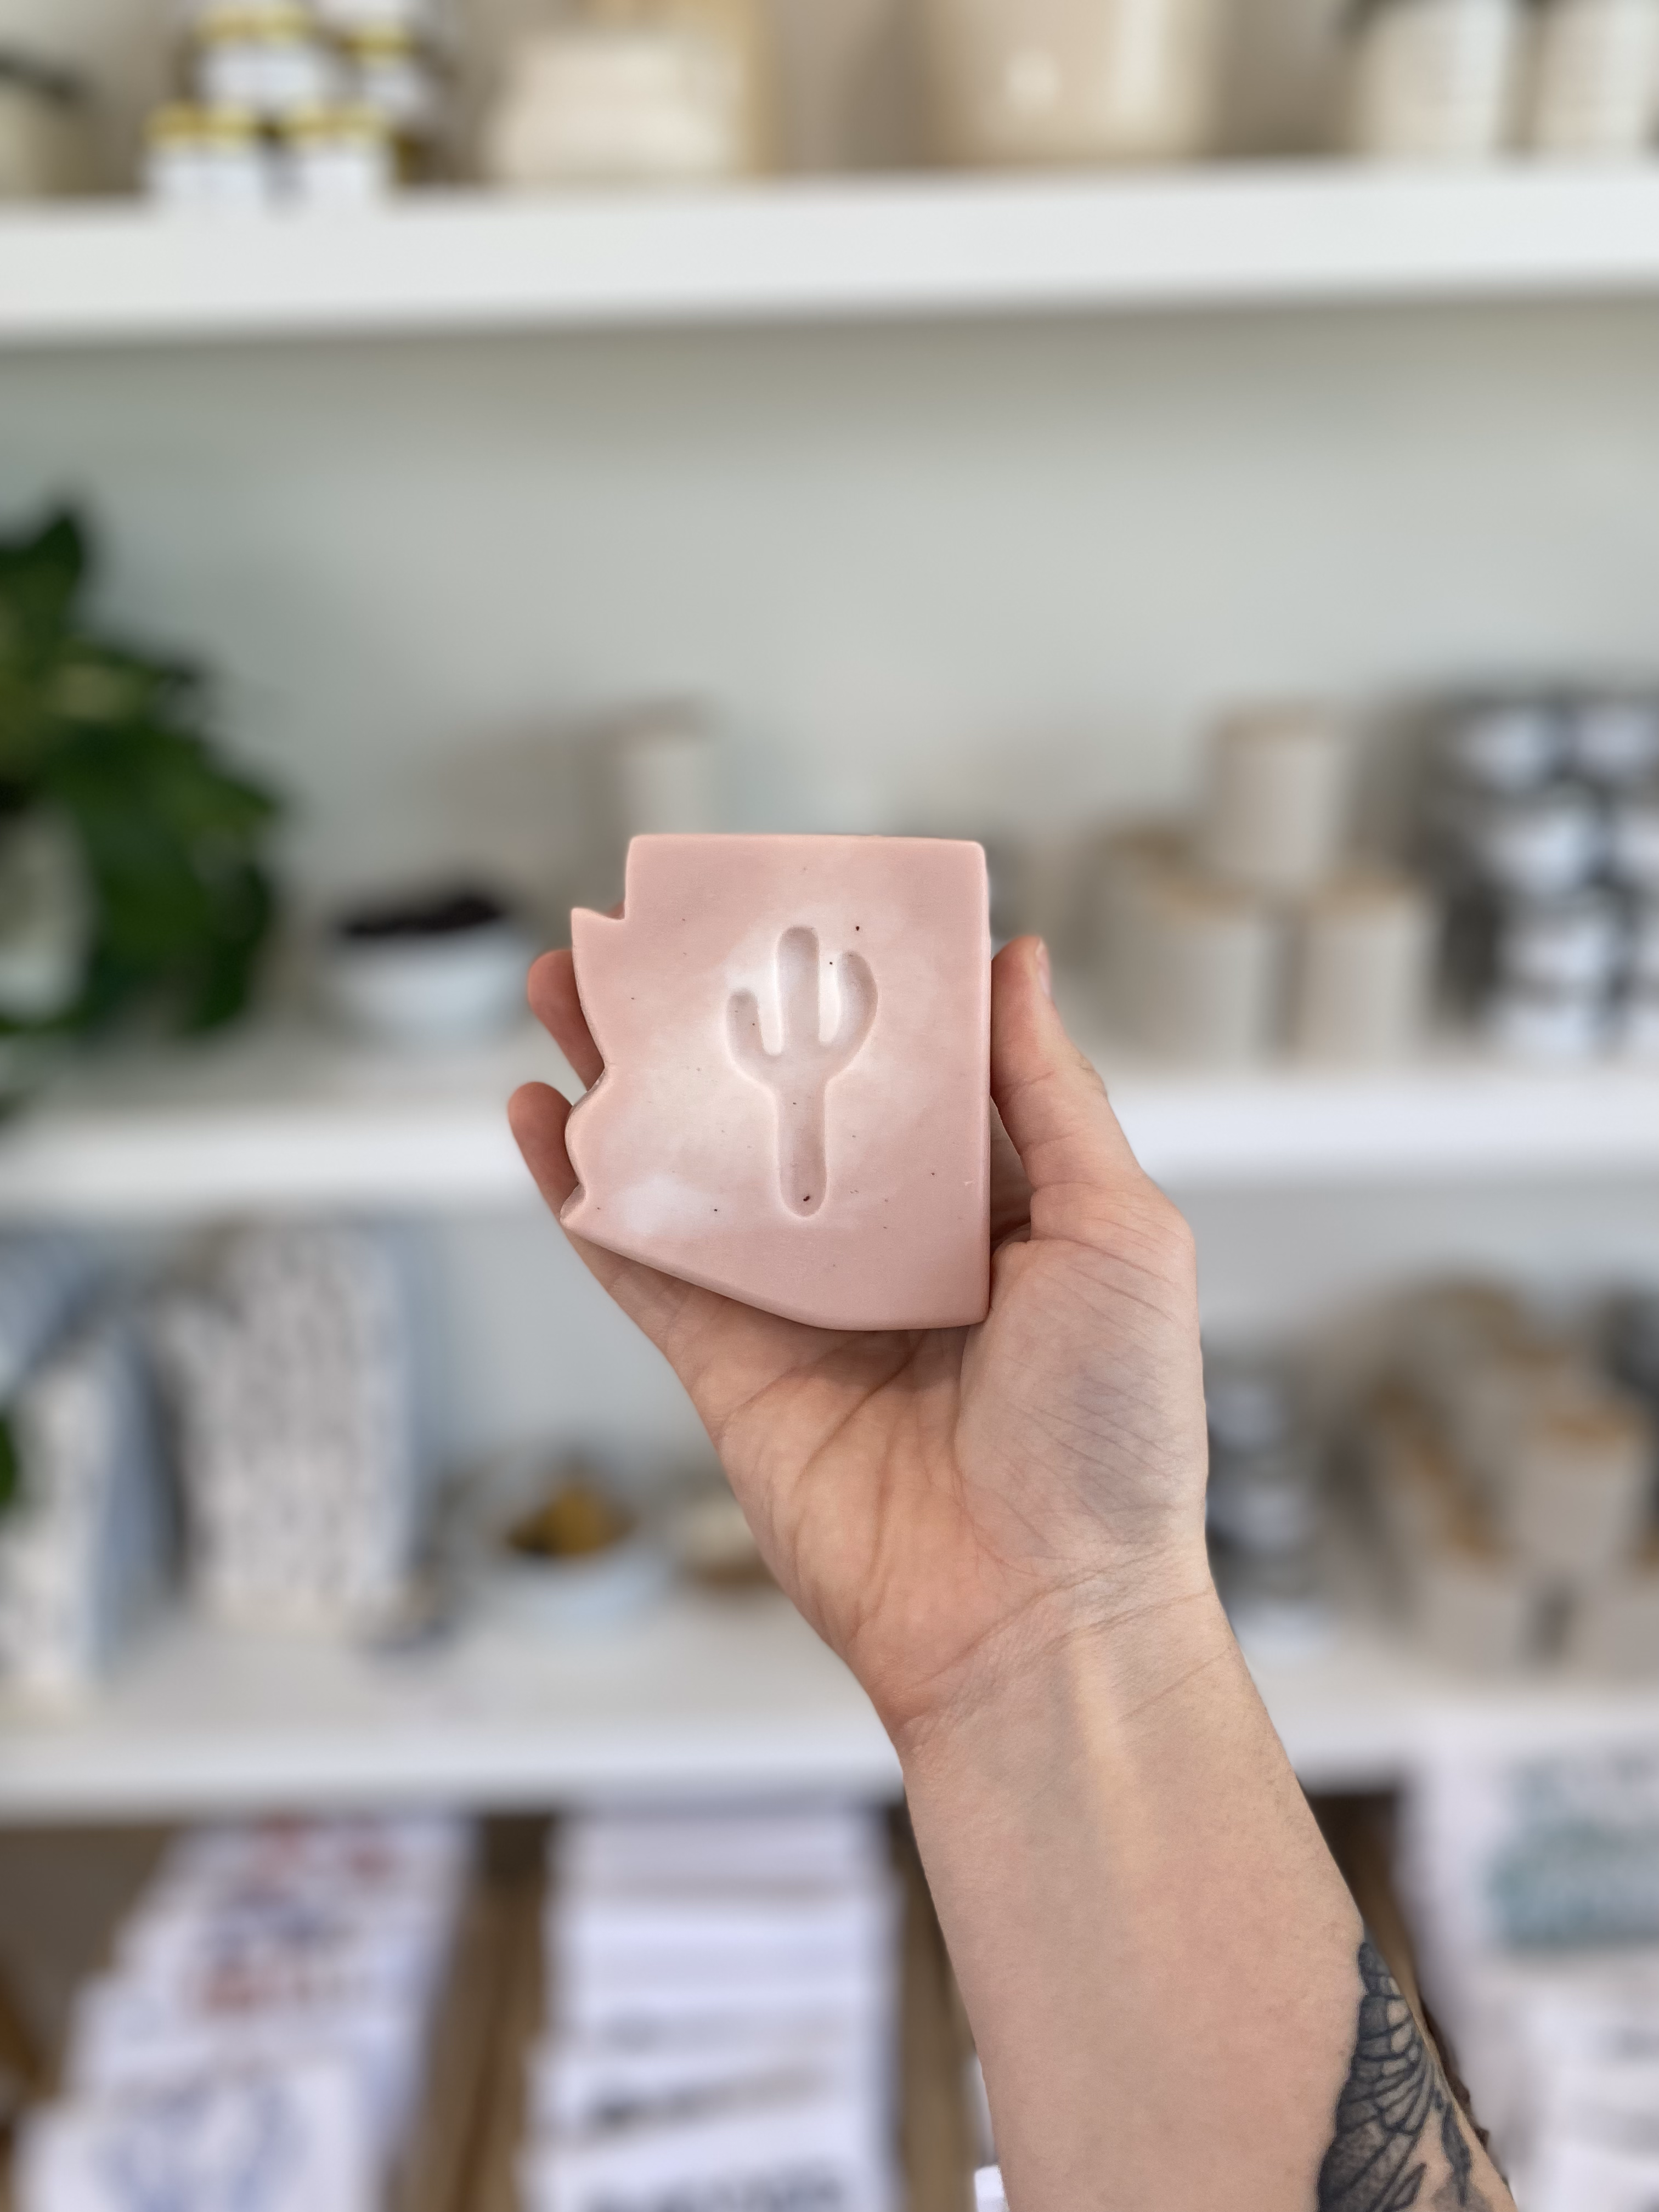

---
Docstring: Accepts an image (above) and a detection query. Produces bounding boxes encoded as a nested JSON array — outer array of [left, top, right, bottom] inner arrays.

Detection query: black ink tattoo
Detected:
[[1317, 1938, 1490, 2212]]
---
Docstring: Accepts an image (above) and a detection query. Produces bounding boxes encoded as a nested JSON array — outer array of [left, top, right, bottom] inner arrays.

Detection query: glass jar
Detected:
[[921, 0, 1226, 168], [195, 9, 343, 122], [340, 25, 444, 173], [144, 101, 208, 205], [280, 101, 395, 202], [144, 101, 274, 208], [1343, 0, 1522, 159], [1522, 0, 1659, 155]]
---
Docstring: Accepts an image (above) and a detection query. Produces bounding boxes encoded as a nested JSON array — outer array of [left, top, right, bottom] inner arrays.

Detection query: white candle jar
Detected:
[[196, 19, 344, 122], [1290, 868, 1436, 1064], [1091, 821, 1186, 1035], [281, 105, 396, 205], [145, 103, 275, 210], [1344, 0, 1522, 160], [1197, 704, 1351, 899], [1523, 0, 1659, 155], [922, 0, 1226, 167], [1139, 871, 1284, 1065], [483, 18, 765, 185], [1498, 1389, 1654, 1588]]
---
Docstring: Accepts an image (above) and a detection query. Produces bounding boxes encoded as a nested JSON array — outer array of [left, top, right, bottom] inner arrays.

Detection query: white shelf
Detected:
[[1092, 1037, 1659, 1189], [3, 1020, 1657, 1220], [2, 1579, 1655, 1822], [0, 1587, 902, 1821], [8, 167, 1659, 347], [1247, 1618, 1659, 1792], [0, 1022, 562, 1220]]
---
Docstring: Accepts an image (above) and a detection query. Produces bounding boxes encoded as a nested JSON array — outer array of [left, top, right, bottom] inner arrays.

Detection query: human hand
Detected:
[[509, 935, 1212, 1750]]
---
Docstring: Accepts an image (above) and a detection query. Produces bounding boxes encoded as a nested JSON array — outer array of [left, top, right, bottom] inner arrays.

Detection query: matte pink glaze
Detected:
[[562, 834, 991, 1330]]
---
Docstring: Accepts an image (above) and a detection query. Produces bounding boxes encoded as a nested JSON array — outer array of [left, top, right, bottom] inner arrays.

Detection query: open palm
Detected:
[[509, 935, 1211, 1746]]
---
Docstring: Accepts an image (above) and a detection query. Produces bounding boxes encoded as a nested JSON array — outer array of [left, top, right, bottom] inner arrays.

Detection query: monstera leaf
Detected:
[[0, 507, 281, 1043]]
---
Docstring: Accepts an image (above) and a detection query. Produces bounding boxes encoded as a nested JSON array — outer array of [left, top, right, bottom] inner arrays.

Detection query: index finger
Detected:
[[528, 948, 603, 1090]]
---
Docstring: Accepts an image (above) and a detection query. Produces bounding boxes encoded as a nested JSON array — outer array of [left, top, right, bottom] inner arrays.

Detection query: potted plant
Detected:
[[0, 506, 281, 1096]]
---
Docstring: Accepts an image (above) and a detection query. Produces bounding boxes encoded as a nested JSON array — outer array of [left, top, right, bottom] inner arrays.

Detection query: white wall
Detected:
[[4, 297, 1659, 924]]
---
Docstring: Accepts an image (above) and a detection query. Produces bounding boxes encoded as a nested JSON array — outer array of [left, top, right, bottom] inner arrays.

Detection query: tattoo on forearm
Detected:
[[1318, 1939, 1491, 2212]]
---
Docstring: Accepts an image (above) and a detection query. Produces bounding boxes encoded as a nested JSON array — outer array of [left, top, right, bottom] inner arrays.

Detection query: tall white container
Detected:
[[1522, 0, 1659, 155], [1290, 868, 1435, 1064], [1139, 870, 1283, 1065], [1344, 0, 1522, 159], [922, 0, 1226, 167], [1197, 704, 1350, 899]]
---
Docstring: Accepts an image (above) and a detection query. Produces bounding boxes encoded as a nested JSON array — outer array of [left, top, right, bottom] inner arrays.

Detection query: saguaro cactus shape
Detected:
[[729, 925, 878, 1217]]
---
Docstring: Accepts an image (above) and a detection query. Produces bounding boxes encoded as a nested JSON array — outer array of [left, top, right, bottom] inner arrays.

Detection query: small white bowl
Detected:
[[492, 1536, 673, 1633], [319, 919, 533, 1051]]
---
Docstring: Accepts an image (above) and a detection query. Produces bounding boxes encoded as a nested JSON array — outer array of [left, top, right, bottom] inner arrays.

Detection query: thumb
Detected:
[[990, 936, 1144, 1210]]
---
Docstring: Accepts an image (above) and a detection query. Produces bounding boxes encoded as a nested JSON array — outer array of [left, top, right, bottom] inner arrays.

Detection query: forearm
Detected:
[[896, 1577, 1512, 2211]]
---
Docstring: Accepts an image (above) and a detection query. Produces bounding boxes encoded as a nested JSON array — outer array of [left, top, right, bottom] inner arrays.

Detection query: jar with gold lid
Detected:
[[194, 5, 344, 122], [338, 22, 445, 173], [144, 100, 274, 207], [279, 99, 395, 201]]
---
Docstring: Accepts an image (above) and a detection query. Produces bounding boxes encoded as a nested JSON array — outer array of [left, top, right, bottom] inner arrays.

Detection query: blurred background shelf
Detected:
[[0, 1588, 904, 1821], [0, 1023, 564, 1219], [2, 1579, 1654, 1824], [10, 167, 1659, 348], [3, 1020, 1656, 1219]]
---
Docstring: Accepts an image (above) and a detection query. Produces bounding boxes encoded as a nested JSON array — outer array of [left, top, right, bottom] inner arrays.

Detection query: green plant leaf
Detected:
[[0, 509, 88, 667], [0, 504, 284, 1045]]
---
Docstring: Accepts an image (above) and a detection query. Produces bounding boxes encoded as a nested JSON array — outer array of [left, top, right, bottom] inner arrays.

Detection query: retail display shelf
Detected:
[[6, 167, 1659, 348], [2, 1581, 1655, 1822], [2, 1019, 1657, 1220], [0, 1588, 902, 1821], [0, 1021, 559, 1219]]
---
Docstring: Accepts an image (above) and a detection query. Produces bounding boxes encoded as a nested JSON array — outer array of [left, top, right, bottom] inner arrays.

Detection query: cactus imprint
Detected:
[[729, 926, 878, 1217]]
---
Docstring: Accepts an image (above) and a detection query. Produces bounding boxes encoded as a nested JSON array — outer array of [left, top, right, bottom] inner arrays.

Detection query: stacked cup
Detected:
[[1097, 703, 1435, 1068]]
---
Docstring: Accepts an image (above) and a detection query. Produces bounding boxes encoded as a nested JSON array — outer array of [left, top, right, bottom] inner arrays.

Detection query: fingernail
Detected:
[[1035, 939, 1053, 1000]]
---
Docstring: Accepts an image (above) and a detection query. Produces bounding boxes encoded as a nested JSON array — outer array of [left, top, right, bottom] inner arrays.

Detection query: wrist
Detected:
[[887, 1536, 1230, 1784]]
